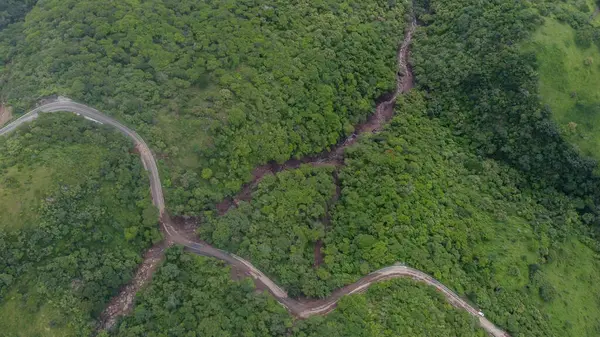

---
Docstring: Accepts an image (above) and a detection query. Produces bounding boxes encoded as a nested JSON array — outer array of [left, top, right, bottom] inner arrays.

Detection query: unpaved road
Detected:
[[0, 18, 509, 337]]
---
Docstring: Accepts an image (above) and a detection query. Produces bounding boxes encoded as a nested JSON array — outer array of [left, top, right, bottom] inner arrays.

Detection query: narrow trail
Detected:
[[0, 14, 509, 337], [218, 15, 418, 213]]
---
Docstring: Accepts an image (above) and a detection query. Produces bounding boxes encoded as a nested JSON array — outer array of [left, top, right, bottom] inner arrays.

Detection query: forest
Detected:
[[113, 247, 485, 337], [199, 93, 600, 336], [200, 165, 336, 298], [0, 114, 160, 336], [0, 0, 36, 29], [2, 0, 600, 336], [0, 0, 407, 215]]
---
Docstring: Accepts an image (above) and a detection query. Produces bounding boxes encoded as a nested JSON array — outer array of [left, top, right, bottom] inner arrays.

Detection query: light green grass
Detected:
[[0, 166, 52, 232], [525, 19, 600, 334], [0, 144, 106, 231], [0, 290, 75, 337], [472, 215, 600, 336], [540, 239, 600, 336], [527, 18, 600, 159], [476, 217, 539, 290]]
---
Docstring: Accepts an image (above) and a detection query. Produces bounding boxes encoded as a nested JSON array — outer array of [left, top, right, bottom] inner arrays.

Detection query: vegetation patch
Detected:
[[114, 248, 485, 337], [0, 0, 408, 215], [526, 18, 600, 159], [200, 165, 337, 298], [322, 94, 600, 336], [0, 114, 160, 336]]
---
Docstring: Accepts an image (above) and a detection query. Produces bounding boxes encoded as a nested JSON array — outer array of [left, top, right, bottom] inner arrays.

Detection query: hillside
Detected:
[[0, 114, 159, 336], [525, 3, 600, 161], [1, 0, 600, 336], [0, 0, 406, 216]]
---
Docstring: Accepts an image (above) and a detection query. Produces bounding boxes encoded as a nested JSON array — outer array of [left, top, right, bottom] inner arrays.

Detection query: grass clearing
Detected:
[[0, 144, 106, 231], [0, 290, 75, 337], [478, 217, 539, 290], [541, 239, 600, 336], [526, 18, 600, 159], [0, 166, 52, 232]]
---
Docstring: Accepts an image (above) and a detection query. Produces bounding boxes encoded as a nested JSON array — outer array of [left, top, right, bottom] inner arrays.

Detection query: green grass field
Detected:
[[527, 18, 600, 159], [0, 144, 106, 231], [464, 192, 600, 336], [523, 13, 600, 335], [541, 239, 600, 336], [0, 290, 75, 337]]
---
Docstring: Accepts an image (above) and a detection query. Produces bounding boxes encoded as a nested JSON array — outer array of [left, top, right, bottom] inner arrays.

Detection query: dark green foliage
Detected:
[[318, 94, 598, 336], [114, 247, 292, 337], [412, 0, 600, 224], [294, 279, 485, 337], [200, 165, 336, 297], [0, 114, 160, 334], [0, 0, 406, 215], [0, 0, 37, 29]]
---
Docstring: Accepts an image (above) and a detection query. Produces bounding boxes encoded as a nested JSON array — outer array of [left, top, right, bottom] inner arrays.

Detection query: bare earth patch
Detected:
[[0, 105, 13, 127]]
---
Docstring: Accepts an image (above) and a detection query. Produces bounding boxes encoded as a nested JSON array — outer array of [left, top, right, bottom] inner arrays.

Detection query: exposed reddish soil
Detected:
[[170, 214, 200, 234]]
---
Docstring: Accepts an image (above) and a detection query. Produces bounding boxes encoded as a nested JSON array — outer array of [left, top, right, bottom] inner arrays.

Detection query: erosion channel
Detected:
[[0, 14, 510, 337]]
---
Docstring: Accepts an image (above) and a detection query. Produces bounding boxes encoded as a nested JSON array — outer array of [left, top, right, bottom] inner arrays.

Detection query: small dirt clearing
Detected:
[[0, 105, 13, 127]]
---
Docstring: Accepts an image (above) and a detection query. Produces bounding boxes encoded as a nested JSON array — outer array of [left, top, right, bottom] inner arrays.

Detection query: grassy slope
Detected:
[[542, 239, 600, 335], [522, 11, 600, 335], [0, 290, 74, 337], [527, 18, 600, 159], [0, 114, 157, 337], [0, 144, 106, 231]]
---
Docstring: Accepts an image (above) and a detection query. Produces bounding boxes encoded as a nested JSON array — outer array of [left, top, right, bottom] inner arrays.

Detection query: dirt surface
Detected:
[[2, 13, 511, 337], [0, 105, 12, 127], [313, 240, 324, 268], [98, 243, 167, 329]]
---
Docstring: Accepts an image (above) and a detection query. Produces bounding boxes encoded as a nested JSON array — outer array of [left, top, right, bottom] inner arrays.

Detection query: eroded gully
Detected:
[[0, 14, 510, 337]]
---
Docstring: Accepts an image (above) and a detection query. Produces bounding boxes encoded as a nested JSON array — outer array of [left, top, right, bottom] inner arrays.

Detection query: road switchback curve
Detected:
[[0, 97, 509, 337]]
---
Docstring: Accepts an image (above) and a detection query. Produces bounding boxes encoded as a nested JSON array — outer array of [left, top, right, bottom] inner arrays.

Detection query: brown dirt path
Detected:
[[0, 105, 13, 127], [98, 243, 167, 329], [218, 16, 418, 214]]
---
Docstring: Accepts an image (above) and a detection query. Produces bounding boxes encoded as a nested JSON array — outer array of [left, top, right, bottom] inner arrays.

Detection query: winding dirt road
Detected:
[[0, 16, 510, 337]]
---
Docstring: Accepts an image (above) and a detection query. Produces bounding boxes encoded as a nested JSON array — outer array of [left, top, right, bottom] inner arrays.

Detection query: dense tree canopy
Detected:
[[412, 0, 600, 211], [295, 279, 485, 337], [198, 93, 600, 336], [0, 114, 160, 335], [114, 248, 292, 337], [3, 0, 600, 336], [200, 165, 336, 297], [322, 94, 600, 336], [0, 0, 37, 29], [114, 248, 486, 337], [0, 0, 407, 215]]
